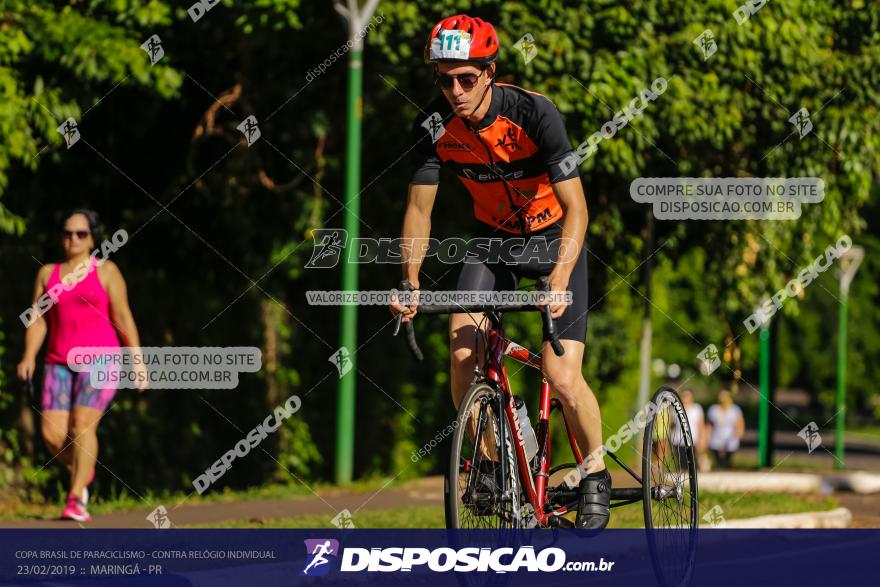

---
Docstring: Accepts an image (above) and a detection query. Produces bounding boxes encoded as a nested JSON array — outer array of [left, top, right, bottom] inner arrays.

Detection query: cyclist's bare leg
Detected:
[[542, 339, 606, 474], [450, 313, 498, 460], [450, 312, 491, 406]]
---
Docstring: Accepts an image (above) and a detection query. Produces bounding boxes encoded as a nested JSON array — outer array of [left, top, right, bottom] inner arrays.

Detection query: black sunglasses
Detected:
[[435, 69, 485, 91], [63, 230, 91, 240]]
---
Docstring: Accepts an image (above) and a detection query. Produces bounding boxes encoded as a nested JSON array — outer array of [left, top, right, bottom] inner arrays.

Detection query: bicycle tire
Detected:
[[642, 386, 699, 587], [445, 381, 522, 529]]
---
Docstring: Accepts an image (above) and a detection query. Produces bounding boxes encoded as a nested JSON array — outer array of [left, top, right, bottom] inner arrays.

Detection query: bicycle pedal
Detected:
[[551, 515, 575, 529]]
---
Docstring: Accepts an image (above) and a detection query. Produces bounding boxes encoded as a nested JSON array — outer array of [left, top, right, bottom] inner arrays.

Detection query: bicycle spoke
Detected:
[[644, 388, 698, 587], [452, 385, 521, 529]]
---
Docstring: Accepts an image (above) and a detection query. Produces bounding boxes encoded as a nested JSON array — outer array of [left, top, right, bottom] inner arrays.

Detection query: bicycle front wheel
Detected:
[[445, 381, 522, 529], [642, 386, 698, 587]]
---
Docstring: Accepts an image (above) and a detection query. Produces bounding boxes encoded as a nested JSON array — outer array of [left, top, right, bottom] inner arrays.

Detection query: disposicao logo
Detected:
[[301, 538, 339, 576]]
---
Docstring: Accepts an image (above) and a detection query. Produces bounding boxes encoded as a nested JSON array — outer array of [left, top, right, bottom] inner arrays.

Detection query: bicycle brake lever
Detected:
[[394, 280, 424, 361], [393, 280, 414, 337], [545, 304, 565, 357], [406, 320, 424, 361], [538, 277, 565, 357]]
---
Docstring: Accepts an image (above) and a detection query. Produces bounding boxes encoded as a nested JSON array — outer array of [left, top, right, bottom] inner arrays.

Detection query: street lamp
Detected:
[[333, 0, 381, 484], [758, 317, 771, 468], [833, 245, 864, 470]]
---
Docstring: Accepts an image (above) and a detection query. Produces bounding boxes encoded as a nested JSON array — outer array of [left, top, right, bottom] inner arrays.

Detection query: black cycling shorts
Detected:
[[456, 222, 588, 342]]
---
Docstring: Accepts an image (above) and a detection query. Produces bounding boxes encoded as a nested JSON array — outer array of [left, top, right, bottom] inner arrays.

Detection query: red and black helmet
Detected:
[[424, 14, 499, 64]]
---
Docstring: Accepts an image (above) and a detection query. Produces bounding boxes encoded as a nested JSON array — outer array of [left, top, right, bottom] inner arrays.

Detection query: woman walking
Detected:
[[16, 209, 144, 521], [706, 389, 745, 469]]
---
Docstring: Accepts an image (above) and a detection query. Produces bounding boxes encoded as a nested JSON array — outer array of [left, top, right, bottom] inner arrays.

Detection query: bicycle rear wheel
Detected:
[[446, 381, 522, 529], [642, 386, 698, 587]]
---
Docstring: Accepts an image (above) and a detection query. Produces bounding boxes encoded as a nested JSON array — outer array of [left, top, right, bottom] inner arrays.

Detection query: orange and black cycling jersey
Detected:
[[410, 83, 579, 234]]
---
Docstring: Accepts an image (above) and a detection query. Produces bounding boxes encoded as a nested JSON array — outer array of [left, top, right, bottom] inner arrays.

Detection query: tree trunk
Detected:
[[261, 299, 283, 407]]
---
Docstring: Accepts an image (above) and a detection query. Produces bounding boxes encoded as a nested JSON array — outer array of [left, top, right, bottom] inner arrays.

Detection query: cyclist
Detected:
[[16, 209, 146, 522], [390, 14, 610, 529]]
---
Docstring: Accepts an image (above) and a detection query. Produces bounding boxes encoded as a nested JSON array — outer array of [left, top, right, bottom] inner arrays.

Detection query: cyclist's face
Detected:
[[436, 62, 491, 116]]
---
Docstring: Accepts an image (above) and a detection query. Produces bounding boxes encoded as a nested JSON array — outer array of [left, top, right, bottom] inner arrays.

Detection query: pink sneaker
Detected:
[[83, 468, 95, 505], [61, 493, 91, 522]]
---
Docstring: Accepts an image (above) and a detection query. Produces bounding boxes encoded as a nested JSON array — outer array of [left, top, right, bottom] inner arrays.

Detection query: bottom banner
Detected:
[[0, 529, 876, 586]]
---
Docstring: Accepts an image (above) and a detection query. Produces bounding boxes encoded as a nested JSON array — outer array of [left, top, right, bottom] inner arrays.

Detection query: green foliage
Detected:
[[0, 0, 878, 504], [0, 0, 181, 234]]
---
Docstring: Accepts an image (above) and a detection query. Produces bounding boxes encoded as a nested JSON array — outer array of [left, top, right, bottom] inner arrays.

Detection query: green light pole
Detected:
[[834, 245, 864, 470], [333, 0, 380, 484], [758, 323, 770, 468]]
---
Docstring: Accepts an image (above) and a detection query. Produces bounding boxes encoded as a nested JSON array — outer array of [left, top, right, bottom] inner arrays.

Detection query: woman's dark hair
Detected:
[[61, 208, 104, 244]]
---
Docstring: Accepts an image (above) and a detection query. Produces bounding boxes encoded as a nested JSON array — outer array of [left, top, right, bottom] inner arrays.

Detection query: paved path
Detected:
[[0, 477, 444, 529], [739, 429, 880, 470], [837, 493, 880, 528], [3, 468, 877, 529], [0, 471, 642, 529]]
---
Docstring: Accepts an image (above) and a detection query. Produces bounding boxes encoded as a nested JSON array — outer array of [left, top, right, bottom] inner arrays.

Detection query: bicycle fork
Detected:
[[531, 379, 553, 524], [498, 375, 555, 527]]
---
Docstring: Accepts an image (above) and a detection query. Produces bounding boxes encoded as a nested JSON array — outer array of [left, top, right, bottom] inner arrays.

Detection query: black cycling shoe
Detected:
[[575, 468, 612, 529]]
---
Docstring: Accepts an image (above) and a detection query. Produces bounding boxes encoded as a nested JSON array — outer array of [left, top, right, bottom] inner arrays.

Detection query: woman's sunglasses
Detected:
[[435, 70, 485, 91], [63, 230, 91, 240]]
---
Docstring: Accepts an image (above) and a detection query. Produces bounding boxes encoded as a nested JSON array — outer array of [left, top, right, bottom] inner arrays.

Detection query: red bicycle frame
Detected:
[[483, 325, 585, 527]]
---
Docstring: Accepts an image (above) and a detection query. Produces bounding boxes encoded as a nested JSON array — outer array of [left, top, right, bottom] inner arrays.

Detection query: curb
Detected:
[[699, 472, 823, 494], [708, 507, 852, 529], [699, 471, 880, 494], [825, 472, 880, 494]]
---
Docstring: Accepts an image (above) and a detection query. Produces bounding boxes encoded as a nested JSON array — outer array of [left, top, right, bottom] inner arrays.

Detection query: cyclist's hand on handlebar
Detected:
[[390, 281, 420, 323], [544, 271, 570, 320]]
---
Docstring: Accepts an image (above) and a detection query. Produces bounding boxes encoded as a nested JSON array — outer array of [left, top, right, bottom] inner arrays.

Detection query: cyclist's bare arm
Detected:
[[390, 183, 437, 322], [547, 177, 588, 318]]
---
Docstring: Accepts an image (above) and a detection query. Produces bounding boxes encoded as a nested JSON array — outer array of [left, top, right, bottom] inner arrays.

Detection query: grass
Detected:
[[846, 427, 880, 445], [0, 475, 407, 521], [609, 491, 837, 528], [728, 452, 846, 473], [194, 506, 447, 529], [187, 491, 838, 529]]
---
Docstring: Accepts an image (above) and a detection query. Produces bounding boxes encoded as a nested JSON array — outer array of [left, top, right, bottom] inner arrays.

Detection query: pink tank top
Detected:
[[45, 257, 120, 365]]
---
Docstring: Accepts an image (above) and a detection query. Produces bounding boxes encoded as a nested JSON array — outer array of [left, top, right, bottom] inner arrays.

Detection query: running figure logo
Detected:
[[693, 29, 717, 61], [798, 422, 822, 453], [513, 33, 538, 64], [328, 347, 352, 378], [140, 34, 165, 65], [56, 118, 80, 149], [305, 228, 347, 268], [789, 108, 813, 139], [301, 539, 339, 576], [146, 505, 172, 528], [236, 115, 261, 146], [422, 112, 446, 143], [702, 505, 727, 528], [697, 344, 721, 375], [330, 509, 356, 529]]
